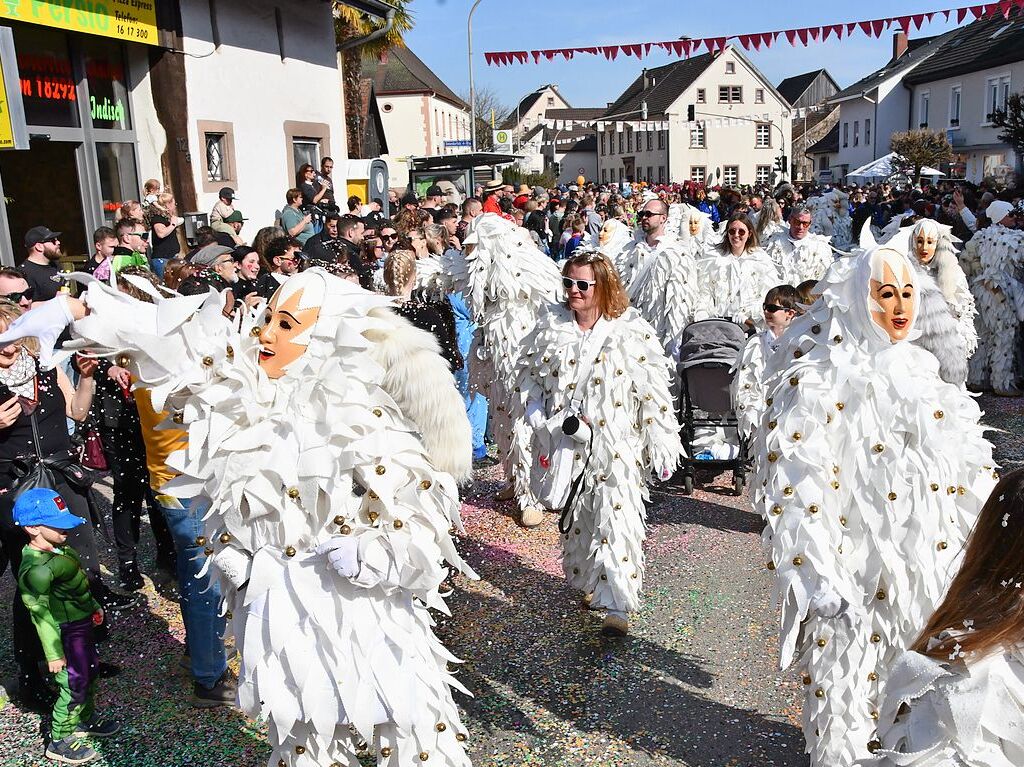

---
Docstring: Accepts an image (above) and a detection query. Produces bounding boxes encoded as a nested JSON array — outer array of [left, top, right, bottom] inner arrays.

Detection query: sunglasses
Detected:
[[638, 210, 663, 219], [562, 277, 597, 292], [727, 227, 748, 235], [1, 289, 34, 303], [131, 231, 149, 239], [763, 304, 789, 313], [382, 233, 398, 240]]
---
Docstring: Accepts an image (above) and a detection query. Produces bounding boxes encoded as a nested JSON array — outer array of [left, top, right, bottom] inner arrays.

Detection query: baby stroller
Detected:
[[674, 319, 749, 496]]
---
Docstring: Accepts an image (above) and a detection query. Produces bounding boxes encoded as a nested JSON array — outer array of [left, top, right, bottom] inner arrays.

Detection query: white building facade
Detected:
[[597, 48, 791, 187]]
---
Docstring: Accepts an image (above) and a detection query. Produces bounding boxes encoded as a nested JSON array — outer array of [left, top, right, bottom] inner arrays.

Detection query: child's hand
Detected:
[[92, 609, 104, 626], [48, 658, 66, 673]]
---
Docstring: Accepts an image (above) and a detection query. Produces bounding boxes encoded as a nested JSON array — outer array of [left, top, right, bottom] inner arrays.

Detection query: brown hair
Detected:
[[717, 211, 760, 255], [911, 468, 1024, 661], [162, 258, 194, 290], [796, 279, 819, 306], [116, 265, 161, 303], [285, 188, 302, 205], [383, 250, 416, 296], [562, 250, 629, 319]]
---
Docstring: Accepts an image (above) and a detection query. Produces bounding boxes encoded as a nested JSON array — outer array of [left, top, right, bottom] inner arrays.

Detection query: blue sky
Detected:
[[402, 0, 967, 113]]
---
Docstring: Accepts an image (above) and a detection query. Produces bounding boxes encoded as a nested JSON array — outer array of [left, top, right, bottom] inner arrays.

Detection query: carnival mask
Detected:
[[598, 221, 616, 247], [258, 287, 322, 378], [869, 252, 915, 343], [688, 216, 701, 236]]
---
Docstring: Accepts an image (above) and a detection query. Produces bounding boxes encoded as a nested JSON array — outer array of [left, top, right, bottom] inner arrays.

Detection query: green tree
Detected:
[[889, 129, 953, 184], [335, 1, 415, 159], [991, 92, 1024, 163]]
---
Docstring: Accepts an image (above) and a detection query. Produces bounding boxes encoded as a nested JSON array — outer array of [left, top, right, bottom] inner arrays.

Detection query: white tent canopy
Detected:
[[846, 152, 943, 184]]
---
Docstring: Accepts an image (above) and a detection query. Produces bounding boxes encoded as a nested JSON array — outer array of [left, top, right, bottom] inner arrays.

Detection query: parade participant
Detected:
[[874, 468, 1024, 766], [589, 218, 633, 267], [15, 488, 119, 765], [615, 199, 678, 287], [898, 220, 977, 386], [677, 206, 716, 260], [766, 205, 834, 285], [964, 200, 1024, 396], [810, 190, 853, 251], [731, 284, 800, 443], [696, 212, 779, 328], [755, 243, 997, 766], [754, 198, 785, 244], [509, 250, 682, 636], [626, 215, 701, 363], [4, 268, 477, 767], [443, 213, 562, 526]]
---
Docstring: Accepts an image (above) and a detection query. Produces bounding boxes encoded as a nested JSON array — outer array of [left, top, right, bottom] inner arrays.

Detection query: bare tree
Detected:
[[889, 129, 953, 184], [991, 93, 1024, 164], [460, 86, 509, 151]]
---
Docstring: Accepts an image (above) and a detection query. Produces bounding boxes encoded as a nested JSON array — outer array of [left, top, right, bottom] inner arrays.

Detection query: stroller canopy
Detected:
[[677, 319, 747, 369]]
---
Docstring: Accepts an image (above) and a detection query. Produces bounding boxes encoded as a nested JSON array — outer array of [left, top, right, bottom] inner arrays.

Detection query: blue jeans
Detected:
[[157, 496, 226, 688]]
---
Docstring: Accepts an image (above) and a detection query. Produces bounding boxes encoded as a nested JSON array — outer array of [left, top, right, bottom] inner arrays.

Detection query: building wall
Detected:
[[793, 108, 840, 181], [377, 94, 428, 157], [597, 126, 670, 184], [908, 62, 1024, 182], [425, 95, 472, 157], [558, 147, 598, 185], [508, 86, 570, 141], [140, 0, 348, 228], [833, 97, 877, 176], [791, 73, 838, 110]]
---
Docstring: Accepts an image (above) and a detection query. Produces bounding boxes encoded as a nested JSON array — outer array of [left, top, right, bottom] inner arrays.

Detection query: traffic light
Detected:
[[687, 104, 695, 121], [775, 155, 788, 172], [552, 161, 561, 177]]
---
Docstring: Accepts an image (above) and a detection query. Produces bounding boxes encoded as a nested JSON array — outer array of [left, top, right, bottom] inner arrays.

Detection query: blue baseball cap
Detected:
[[13, 489, 86, 529]]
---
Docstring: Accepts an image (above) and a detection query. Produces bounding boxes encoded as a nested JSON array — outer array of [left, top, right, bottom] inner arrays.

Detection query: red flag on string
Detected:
[[484, 52, 495, 66], [858, 20, 873, 36], [808, 27, 821, 42], [785, 28, 798, 44], [999, 0, 1014, 17], [603, 46, 619, 61], [644, 43, 652, 55], [681, 39, 694, 56], [738, 34, 753, 50], [582, 47, 598, 55], [762, 32, 777, 48], [871, 19, 886, 36], [514, 51, 528, 64], [897, 15, 912, 33], [796, 28, 809, 46], [956, 7, 968, 21], [969, 5, 986, 18], [532, 51, 541, 63]]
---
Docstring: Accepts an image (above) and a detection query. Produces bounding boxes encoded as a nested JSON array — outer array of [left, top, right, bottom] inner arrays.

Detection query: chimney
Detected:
[[892, 31, 908, 60], [642, 68, 650, 90]]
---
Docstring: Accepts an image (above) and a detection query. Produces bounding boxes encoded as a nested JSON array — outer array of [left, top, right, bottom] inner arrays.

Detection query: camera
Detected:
[[562, 414, 591, 443]]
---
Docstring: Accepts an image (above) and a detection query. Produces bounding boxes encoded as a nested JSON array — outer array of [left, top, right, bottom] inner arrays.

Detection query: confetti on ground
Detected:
[[1, 394, 1019, 766]]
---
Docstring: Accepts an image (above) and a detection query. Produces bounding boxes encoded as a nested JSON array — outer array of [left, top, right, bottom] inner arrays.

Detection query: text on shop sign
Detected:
[[0, 0, 159, 46]]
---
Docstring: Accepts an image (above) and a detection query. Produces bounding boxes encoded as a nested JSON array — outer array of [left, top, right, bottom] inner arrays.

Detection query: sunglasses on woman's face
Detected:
[[562, 277, 597, 292], [763, 304, 788, 313], [1, 289, 33, 303]]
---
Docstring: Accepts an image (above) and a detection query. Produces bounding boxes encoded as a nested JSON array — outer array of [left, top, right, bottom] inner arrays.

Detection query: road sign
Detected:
[[444, 140, 472, 148], [493, 129, 512, 153]]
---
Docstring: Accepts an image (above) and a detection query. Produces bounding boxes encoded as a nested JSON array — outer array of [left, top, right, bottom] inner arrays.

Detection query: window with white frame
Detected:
[[919, 91, 930, 127], [718, 85, 742, 103], [697, 88, 706, 103], [618, 132, 623, 153], [865, 118, 871, 145], [627, 130, 633, 152], [690, 166, 706, 183], [842, 122, 849, 147], [205, 133, 227, 182], [722, 165, 739, 185], [949, 85, 961, 127], [600, 133, 606, 155], [547, 96, 555, 107], [755, 123, 771, 148], [756, 165, 772, 185], [853, 120, 860, 146], [755, 88, 764, 104], [657, 130, 665, 149], [986, 75, 1010, 121], [725, 61, 735, 74], [690, 122, 706, 148], [646, 132, 653, 151], [658, 166, 665, 184]]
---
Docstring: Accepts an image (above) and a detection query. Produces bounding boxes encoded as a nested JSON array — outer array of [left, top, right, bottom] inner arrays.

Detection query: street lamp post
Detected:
[[467, 0, 484, 152]]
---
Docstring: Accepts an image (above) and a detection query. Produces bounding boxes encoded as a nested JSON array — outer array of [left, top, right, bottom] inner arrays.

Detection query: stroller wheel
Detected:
[[682, 474, 694, 495], [732, 473, 745, 496]]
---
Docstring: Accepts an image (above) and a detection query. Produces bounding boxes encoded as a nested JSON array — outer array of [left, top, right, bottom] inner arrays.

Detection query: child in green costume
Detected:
[[15, 488, 119, 765]]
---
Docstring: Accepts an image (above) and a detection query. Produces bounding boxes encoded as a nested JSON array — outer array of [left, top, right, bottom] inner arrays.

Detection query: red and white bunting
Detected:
[[484, 1, 1023, 66]]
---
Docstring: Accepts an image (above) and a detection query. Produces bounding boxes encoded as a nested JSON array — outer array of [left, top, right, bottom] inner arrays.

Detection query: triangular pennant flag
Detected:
[[484, 52, 495, 66], [532, 50, 541, 63], [912, 13, 926, 28], [583, 47, 598, 55], [560, 49, 573, 61], [603, 45, 619, 61], [643, 43, 652, 55], [515, 51, 528, 64], [858, 20, 873, 36], [763, 32, 777, 48], [738, 34, 753, 50], [808, 27, 821, 42], [897, 16, 912, 33], [999, 0, 1014, 18], [846, 22, 858, 34], [682, 39, 694, 56], [956, 7, 968, 21], [785, 28, 798, 45], [970, 5, 986, 19], [796, 28, 809, 46], [871, 19, 886, 36]]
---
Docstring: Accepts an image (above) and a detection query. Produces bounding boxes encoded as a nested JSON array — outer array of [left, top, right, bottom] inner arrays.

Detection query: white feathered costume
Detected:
[[754, 245, 996, 766], [626, 235, 702, 361], [678, 206, 718, 259], [508, 299, 683, 615], [442, 213, 562, 480], [695, 245, 780, 328], [964, 222, 1024, 393], [766, 227, 835, 286], [899, 220, 977, 386], [591, 218, 634, 267], [875, 643, 1024, 766], [810, 191, 853, 251], [57, 271, 478, 767]]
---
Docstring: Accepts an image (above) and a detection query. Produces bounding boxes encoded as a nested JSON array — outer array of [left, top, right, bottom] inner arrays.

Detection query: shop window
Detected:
[[198, 120, 236, 193], [82, 37, 131, 130], [96, 142, 138, 225], [13, 25, 79, 128]]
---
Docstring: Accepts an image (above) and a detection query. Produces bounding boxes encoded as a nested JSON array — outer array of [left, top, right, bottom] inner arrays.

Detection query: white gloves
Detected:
[[314, 536, 361, 578], [808, 582, 848, 620], [214, 546, 252, 590]]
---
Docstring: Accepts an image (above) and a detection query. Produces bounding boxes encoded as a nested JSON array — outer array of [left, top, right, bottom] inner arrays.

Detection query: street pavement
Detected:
[[0, 394, 1019, 767]]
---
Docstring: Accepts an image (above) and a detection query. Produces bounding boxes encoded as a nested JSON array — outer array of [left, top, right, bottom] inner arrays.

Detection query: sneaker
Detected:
[[118, 563, 144, 592], [73, 715, 120, 738], [96, 586, 141, 613], [519, 506, 544, 528], [601, 613, 629, 637], [191, 673, 238, 709], [44, 736, 98, 764]]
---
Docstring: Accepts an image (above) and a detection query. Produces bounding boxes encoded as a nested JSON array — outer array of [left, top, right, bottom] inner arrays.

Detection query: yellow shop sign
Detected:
[[0, 0, 159, 46]]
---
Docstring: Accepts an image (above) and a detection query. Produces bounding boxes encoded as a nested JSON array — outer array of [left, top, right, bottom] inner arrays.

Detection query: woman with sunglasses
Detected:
[[509, 250, 682, 637], [696, 211, 780, 328]]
